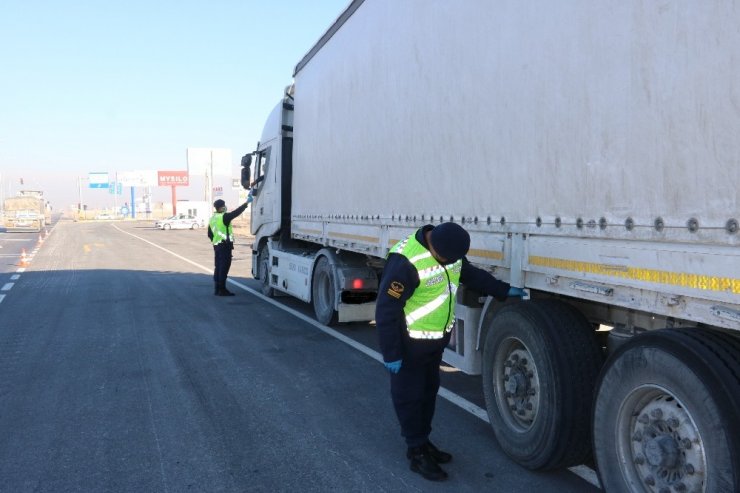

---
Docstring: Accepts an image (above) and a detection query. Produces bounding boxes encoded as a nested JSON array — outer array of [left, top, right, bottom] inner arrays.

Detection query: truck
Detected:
[[3, 190, 49, 232], [241, 1, 740, 491]]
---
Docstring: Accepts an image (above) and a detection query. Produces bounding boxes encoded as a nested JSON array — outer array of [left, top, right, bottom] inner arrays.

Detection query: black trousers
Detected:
[[389, 346, 444, 448], [213, 243, 233, 288]]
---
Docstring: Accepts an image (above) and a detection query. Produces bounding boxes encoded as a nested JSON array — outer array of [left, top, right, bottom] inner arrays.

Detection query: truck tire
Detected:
[[482, 300, 603, 470], [593, 328, 740, 493], [258, 245, 274, 297], [312, 256, 338, 325]]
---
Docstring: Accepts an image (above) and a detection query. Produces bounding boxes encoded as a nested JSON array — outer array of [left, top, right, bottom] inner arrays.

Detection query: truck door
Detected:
[[250, 147, 276, 234]]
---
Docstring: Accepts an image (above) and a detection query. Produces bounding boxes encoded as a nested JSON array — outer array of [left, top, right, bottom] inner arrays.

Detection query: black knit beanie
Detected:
[[430, 222, 470, 262]]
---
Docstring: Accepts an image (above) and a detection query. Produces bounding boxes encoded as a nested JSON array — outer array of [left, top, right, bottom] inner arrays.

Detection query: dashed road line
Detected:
[[1, 283, 14, 291]]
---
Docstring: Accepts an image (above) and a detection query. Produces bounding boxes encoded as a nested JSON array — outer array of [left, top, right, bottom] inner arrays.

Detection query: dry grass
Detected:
[[230, 216, 254, 240]]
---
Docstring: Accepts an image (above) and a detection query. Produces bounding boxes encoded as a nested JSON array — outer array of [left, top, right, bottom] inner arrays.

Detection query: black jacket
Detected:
[[375, 225, 510, 363]]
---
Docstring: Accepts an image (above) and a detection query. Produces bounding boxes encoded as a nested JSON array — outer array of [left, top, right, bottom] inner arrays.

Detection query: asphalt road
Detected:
[[0, 218, 600, 492]]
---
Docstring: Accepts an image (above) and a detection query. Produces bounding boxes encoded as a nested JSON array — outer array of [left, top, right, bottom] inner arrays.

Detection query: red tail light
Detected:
[[352, 278, 364, 289]]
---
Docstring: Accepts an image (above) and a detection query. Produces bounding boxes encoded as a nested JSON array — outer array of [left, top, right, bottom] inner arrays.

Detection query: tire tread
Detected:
[[482, 299, 604, 470]]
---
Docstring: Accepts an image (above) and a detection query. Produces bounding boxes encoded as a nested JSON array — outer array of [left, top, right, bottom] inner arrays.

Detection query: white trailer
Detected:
[[242, 1, 740, 490]]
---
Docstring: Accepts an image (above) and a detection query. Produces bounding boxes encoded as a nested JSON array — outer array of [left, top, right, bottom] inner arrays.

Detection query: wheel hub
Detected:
[[502, 349, 538, 425], [644, 435, 679, 468], [629, 394, 706, 493]]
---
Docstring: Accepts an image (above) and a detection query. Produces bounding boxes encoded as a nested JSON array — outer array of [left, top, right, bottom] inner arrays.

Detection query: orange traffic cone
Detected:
[[20, 249, 29, 267]]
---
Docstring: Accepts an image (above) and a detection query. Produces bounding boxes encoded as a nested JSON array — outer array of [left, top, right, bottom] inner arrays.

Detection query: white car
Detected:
[[155, 214, 205, 230]]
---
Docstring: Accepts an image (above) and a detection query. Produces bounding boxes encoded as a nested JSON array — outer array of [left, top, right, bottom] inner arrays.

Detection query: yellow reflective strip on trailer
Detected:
[[467, 248, 504, 261], [528, 256, 740, 294]]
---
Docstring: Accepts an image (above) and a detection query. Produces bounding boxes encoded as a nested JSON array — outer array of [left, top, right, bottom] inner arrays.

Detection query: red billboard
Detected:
[[158, 170, 189, 186]]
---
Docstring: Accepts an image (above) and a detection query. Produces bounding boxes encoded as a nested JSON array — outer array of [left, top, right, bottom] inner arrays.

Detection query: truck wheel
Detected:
[[593, 328, 740, 493], [482, 300, 603, 470], [312, 256, 338, 325], [163, 224, 171, 230], [258, 245, 274, 297]]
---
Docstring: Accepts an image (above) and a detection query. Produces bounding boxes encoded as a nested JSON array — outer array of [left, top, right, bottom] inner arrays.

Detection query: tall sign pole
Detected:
[[186, 147, 231, 208], [130, 187, 135, 219], [118, 170, 156, 219], [77, 176, 83, 215], [157, 170, 190, 215], [208, 150, 214, 208]]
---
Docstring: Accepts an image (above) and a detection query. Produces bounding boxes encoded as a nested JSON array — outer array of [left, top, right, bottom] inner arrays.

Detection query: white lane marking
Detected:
[[16, 268, 26, 273], [1, 283, 14, 291], [115, 224, 602, 489], [0, 294, 5, 303], [10, 275, 20, 280], [569, 465, 601, 488]]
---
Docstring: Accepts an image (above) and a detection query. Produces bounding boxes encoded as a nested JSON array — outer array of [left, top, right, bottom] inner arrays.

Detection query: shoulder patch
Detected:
[[386, 281, 405, 299]]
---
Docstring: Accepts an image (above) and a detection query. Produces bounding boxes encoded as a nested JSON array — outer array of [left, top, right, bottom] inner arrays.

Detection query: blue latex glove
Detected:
[[247, 192, 254, 204], [384, 360, 402, 374], [507, 286, 527, 298]]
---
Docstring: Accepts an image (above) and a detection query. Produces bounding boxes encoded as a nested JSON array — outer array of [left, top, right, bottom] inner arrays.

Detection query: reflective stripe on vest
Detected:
[[389, 233, 462, 339], [209, 213, 233, 246]]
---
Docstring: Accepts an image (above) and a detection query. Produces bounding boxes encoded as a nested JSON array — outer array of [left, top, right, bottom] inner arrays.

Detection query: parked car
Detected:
[[155, 214, 206, 230]]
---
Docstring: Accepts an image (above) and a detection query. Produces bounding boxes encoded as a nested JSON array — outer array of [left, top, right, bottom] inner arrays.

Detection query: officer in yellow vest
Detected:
[[376, 222, 525, 481], [208, 196, 251, 296]]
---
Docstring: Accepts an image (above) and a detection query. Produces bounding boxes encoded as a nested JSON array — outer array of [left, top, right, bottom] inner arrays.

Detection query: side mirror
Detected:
[[240, 154, 252, 189]]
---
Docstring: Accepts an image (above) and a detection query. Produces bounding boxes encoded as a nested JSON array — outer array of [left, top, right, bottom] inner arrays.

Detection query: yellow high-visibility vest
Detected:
[[389, 234, 462, 339]]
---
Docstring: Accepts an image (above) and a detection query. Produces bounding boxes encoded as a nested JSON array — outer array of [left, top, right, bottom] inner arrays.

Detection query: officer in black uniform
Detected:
[[207, 197, 251, 296], [376, 222, 525, 481]]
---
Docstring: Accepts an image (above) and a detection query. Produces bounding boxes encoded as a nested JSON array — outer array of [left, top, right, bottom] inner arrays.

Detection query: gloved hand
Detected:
[[384, 359, 402, 374], [507, 286, 527, 298], [247, 192, 254, 204]]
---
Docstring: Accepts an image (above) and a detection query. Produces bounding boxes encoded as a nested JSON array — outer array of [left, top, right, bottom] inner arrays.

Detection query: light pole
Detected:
[[207, 150, 214, 207], [77, 176, 83, 219], [77, 176, 89, 220], [112, 172, 117, 216]]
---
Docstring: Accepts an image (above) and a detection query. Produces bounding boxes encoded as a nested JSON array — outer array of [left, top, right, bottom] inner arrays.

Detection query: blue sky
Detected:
[[0, 0, 349, 208]]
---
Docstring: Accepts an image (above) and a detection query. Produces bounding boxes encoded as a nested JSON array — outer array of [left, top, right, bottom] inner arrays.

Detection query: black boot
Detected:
[[215, 282, 235, 296], [406, 441, 452, 464], [408, 446, 448, 481], [425, 441, 452, 464]]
